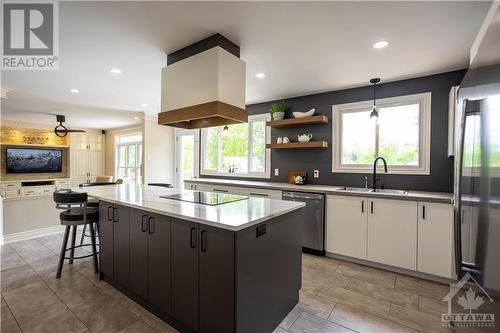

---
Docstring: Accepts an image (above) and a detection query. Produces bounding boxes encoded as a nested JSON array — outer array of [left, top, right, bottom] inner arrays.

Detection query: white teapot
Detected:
[[297, 133, 313, 142]]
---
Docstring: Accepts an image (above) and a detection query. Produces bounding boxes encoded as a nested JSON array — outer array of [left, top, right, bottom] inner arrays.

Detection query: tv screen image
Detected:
[[6, 148, 63, 173]]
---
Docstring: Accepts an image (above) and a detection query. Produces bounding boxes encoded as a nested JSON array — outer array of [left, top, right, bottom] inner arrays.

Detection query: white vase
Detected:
[[273, 112, 285, 120]]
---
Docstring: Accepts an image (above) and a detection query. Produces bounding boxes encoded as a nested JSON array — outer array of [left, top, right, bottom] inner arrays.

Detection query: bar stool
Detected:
[[53, 190, 99, 279]]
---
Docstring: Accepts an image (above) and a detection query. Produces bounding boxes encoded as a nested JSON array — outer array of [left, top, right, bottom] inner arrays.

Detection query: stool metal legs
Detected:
[[69, 226, 77, 264], [56, 226, 71, 279]]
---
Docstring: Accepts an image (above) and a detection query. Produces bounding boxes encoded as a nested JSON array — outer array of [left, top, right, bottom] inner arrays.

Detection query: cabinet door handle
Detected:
[[361, 201, 364, 213], [212, 188, 228, 193], [422, 205, 426, 220], [113, 207, 118, 223], [190, 227, 197, 248], [141, 215, 148, 232], [370, 201, 374, 214], [250, 192, 268, 197], [148, 217, 155, 234], [107, 206, 113, 221], [200, 230, 207, 252]]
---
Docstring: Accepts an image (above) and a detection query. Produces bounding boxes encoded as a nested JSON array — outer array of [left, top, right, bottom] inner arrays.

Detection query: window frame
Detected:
[[332, 92, 431, 175], [200, 113, 271, 178], [116, 131, 143, 184]]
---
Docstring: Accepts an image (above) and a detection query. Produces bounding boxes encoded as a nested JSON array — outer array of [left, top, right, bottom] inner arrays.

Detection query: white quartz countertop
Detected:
[[75, 184, 305, 231], [184, 178, 454, 204]]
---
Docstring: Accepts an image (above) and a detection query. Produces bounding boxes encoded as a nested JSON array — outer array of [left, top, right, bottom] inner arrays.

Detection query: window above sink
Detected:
[[332, 92, 431, 175]]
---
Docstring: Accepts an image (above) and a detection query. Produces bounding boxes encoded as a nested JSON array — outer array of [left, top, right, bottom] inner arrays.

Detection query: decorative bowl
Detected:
[[293, 108, 315, 118]]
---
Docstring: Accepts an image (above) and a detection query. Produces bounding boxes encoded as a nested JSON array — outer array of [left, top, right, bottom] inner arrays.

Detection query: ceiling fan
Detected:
[[54, 115, 86, 137]]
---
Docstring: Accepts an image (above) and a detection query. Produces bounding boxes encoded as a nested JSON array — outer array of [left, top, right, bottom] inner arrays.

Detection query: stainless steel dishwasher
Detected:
[[282, 191, 325, 255]]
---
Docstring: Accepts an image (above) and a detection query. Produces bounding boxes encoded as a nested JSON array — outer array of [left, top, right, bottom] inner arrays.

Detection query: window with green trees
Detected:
[[333, 92, 431, 174], [201, 114, 270, 177]]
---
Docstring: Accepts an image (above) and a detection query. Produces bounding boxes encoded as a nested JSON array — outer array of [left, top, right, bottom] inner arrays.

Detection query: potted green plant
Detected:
[[269, 101, 288, 120]]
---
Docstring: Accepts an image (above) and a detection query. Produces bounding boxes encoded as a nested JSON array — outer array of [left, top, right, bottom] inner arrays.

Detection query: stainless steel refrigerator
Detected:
[[452, 4, 500, 330], [454, 2, 500, 297]]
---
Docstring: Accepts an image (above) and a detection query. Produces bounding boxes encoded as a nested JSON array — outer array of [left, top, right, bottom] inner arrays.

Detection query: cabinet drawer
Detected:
[[0, 182, 21, 189], [238, 187, 282, 199], [0, 189, 21, 198]]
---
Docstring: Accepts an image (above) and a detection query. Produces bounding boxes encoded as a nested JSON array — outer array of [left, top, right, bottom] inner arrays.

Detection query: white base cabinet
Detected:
[[417, 202, 454, 278], [326, 195, 367, 260], [367, 198, 417, 271], [326, 195, 454, 278]]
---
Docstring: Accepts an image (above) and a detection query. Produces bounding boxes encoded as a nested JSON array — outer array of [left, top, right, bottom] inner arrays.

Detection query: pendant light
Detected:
[[369, 78, 381, 118]]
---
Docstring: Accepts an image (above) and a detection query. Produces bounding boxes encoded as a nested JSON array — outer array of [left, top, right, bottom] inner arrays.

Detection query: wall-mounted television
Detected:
[[6, 148, 63, 173]]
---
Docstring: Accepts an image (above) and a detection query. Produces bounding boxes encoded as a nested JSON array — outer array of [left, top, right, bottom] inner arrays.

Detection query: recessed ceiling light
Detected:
[[70, 88, 79, 94], [110, 67, 121, 74], [256, 73, 266, 79], [373, 40, 389, 49], [141, 103, 148, 107], [134, 116, 140, 120]]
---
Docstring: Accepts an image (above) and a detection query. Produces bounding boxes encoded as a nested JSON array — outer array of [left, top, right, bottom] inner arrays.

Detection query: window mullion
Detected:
[[217, 127, 222, 173], [375, 118, 380, 158], [248, 121, 253, 173]]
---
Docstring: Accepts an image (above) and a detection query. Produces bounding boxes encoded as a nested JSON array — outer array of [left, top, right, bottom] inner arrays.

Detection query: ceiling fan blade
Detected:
[[67, 129, 87, 133]]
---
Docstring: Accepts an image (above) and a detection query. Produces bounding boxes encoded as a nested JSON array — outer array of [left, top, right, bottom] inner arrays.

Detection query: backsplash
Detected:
[[202, 69, 466, 193]]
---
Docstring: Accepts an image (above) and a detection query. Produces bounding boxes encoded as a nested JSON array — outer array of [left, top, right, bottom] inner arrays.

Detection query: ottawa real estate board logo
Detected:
[[442, 272, 496, 328], [1, 0, 59, 70]]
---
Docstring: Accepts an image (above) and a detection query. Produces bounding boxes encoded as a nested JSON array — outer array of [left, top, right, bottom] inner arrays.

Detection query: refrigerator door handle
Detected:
[[453, 99, 467, 278]]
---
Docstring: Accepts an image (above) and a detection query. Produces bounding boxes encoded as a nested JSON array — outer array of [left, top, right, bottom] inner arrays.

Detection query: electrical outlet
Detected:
[[274, 168, 279, 176], [313, 170, 320, 178]]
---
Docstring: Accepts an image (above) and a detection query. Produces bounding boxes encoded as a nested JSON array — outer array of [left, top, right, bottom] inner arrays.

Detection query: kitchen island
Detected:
[[77, 184, 305, 333]]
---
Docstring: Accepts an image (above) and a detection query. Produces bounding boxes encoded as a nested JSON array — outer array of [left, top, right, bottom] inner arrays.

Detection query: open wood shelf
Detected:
[[0, 142, 70, 148], [266, 115, 328, 128], [266, 141, 329, 149]]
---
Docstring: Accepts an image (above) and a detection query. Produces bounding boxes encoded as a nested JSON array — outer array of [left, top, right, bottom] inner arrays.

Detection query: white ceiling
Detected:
[[1, 1, 490, 129]]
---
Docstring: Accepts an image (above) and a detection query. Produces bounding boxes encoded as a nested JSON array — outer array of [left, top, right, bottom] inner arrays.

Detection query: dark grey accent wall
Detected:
[[202, 69, 466, 193]]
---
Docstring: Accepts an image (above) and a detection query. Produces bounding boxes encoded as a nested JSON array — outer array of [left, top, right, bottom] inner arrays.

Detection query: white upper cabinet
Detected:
[[326, 195, 368, 259], [417, 202, 454, 278], [366, 198, 418, 270], [70, 132, 104, 184]]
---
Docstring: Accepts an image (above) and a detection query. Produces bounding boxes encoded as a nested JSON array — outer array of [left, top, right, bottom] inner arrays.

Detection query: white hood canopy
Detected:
[[158, 33, 247, 129]]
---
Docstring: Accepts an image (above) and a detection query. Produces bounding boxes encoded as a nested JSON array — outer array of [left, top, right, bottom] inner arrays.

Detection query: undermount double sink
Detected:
[[335, 187, 409, 195]]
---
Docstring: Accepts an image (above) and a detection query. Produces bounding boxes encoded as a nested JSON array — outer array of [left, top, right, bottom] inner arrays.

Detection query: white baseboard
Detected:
[[1, 225, 65, 245]]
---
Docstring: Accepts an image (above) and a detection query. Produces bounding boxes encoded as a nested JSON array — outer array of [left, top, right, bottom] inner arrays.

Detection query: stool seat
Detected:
[[60, 207, 99, 224]]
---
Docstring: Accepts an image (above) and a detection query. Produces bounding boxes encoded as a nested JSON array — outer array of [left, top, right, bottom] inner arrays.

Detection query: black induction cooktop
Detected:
[[160, 191, 249, 206]]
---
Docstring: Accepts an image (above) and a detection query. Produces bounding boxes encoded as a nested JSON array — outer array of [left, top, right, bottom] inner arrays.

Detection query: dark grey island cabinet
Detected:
[[99, 200, 303, 333]]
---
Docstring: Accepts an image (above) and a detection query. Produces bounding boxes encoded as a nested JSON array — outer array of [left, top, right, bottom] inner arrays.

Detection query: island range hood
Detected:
[[158, 34, 247, 129]]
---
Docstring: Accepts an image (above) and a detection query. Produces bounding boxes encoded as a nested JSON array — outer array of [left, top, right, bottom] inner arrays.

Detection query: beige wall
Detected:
[[143, 119, 175, 185]]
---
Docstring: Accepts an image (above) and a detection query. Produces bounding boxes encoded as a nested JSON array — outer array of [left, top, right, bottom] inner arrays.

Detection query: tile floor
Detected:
[[0, 233, 495, 333]]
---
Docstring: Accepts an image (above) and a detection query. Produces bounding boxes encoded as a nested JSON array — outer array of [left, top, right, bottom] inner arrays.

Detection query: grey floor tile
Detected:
[[1, 265, 40, 292], [328, 303, 418, 333], [395, 275, 450, 301], [71, 293, 140, 333], [118, 320, 158, 333], [288, 312, 355, 333], [1, 304, 22, 333], [388, 304, 453, 333], [303, 254, 342, 274], [317, 281, 391, 318], [3, 281, 60, 318], [45, 272, 104, 309], [1, 247, 26, 272], [346, 277, 419, 310], [298, 292, 336, 319], [418, 295, 448, 320], [17, 302, 89, 333], [10, 239, 55, 264], [27, 254, 80, 281], [279, 305, 302, 329], [336, 262, 396, 288], [302, 265, 350, 295]]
